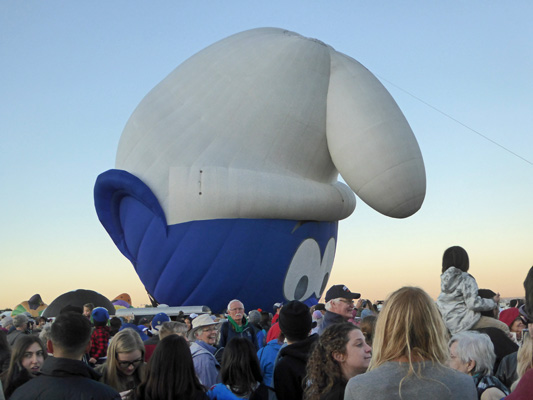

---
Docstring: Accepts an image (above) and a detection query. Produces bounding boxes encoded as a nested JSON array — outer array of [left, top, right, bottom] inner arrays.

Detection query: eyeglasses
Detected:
[[338, 299, 354, 306], [203, 326, 218, 332], [117, 358, 143, 368], [229, 307, 244, 312]]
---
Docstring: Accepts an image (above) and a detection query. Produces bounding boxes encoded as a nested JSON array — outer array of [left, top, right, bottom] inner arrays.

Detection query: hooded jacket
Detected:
[[190, 341, 220, 389], [273, 334, 318, 400], [437, 267, 496, 334]]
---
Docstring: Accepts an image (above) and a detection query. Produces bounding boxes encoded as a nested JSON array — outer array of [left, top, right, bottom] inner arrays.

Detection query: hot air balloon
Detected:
[[112, 293, 133, 310], [42, 289, 115, 318], [11, 294, 47, 317], [94, 28, 426, 312]]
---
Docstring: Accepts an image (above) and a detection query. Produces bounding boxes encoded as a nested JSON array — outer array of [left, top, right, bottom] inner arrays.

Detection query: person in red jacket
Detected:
[[271, 303, 282, 324], [266, 302, 283, 343]]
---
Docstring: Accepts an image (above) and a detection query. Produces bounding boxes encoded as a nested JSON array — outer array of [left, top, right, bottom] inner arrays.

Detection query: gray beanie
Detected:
[[248, 310, 261, 325]]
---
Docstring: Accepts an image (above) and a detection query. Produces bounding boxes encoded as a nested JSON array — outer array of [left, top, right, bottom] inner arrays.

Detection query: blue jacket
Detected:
[[256, 329, 267, 349], [207, 383, 267, 400], [257, 339, 283, 387], [208, 384, 241, 400], [190, 341, 220, 389]]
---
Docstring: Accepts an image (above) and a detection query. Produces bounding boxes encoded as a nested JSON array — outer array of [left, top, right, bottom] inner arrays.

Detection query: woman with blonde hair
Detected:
[[506, 328, 533, 399], [97, 328, 147, 399], [344, 286, 477, 400], [304, 323, 371, 400]]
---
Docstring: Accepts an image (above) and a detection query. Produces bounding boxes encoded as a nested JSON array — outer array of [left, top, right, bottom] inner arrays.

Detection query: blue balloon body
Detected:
[[95, 169, 337, 312]]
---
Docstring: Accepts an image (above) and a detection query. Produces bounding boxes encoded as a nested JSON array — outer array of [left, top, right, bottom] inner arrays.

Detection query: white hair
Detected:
[[13, 314, 29, 328], [159, 321, 188, 340], [325, 298, 341, 311], [227, 299, 243, 311], [39, 322, 53, 344], [449, 331, 496, 376]]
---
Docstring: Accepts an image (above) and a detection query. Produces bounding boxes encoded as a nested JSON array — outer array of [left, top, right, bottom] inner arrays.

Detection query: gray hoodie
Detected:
[[437, 267, 496, 334]]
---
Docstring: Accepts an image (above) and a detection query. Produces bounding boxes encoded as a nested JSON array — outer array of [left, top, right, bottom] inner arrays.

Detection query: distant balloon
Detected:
[[42, 289, 115, 318], [112, 293, 133, 310], [94, 28, 426, 312], [12, 294, 47, 317], [113, 293, 132, 305]]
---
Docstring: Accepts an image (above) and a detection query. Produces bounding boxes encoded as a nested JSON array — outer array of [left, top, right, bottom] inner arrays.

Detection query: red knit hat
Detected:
[[499, 307, 520, 328]]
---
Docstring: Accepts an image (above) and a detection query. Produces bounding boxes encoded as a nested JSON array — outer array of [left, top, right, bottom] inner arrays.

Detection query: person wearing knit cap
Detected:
[[273, 300, 318, 400], [318, 284, 362, 335], [499, 308, 526, 341], [88, 307, 110, 365], [248, 310, 268, 349], [502, 266, 533, 400]]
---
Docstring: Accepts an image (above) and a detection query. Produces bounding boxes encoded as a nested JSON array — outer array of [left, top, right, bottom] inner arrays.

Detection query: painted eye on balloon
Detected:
[[283, 237, 336, 301]]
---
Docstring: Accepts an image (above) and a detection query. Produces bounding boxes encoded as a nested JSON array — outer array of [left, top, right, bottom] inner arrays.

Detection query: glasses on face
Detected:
[[117, 358, 143, 369], [203, 327, 218, 332], [229, 307, 244, 312], [339, 299, 354, 306]]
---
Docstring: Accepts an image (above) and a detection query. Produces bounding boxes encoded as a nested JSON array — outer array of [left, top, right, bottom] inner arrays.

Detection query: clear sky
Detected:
[[1, 2, 532, 310]]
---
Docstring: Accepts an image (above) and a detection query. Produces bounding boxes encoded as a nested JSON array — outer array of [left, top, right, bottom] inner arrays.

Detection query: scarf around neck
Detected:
[[228, 315, 248, 333]]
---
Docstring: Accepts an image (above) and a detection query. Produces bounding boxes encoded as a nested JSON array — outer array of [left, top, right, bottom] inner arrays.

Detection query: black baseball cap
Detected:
[[325, 285, 361, 302]]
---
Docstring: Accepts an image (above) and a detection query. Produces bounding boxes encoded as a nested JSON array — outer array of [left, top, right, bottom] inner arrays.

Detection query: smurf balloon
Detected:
[[94, 28, 426, 312]]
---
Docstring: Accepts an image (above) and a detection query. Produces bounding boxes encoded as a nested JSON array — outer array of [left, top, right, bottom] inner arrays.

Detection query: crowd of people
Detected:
[[0, 246, 532, 400]]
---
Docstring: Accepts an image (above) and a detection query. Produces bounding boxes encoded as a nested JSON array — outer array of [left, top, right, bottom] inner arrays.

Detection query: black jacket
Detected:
[[218, 318, 258, 349], [320, 378, 347, 400], [475, 327, 518, 373], [9, 356, 120, 400], [495, 351, 518, 389], [274, 334, 318, 400]]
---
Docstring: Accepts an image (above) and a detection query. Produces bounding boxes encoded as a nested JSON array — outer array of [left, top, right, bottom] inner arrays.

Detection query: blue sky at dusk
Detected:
[[1, 2, 532, 309]]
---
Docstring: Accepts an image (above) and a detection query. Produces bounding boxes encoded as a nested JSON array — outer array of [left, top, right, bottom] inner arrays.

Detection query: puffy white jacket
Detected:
[[437, 267, 496, 334]]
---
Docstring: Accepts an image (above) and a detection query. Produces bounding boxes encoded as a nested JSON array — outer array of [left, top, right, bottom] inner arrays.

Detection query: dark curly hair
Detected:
[[304, 323, 360, 400]]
